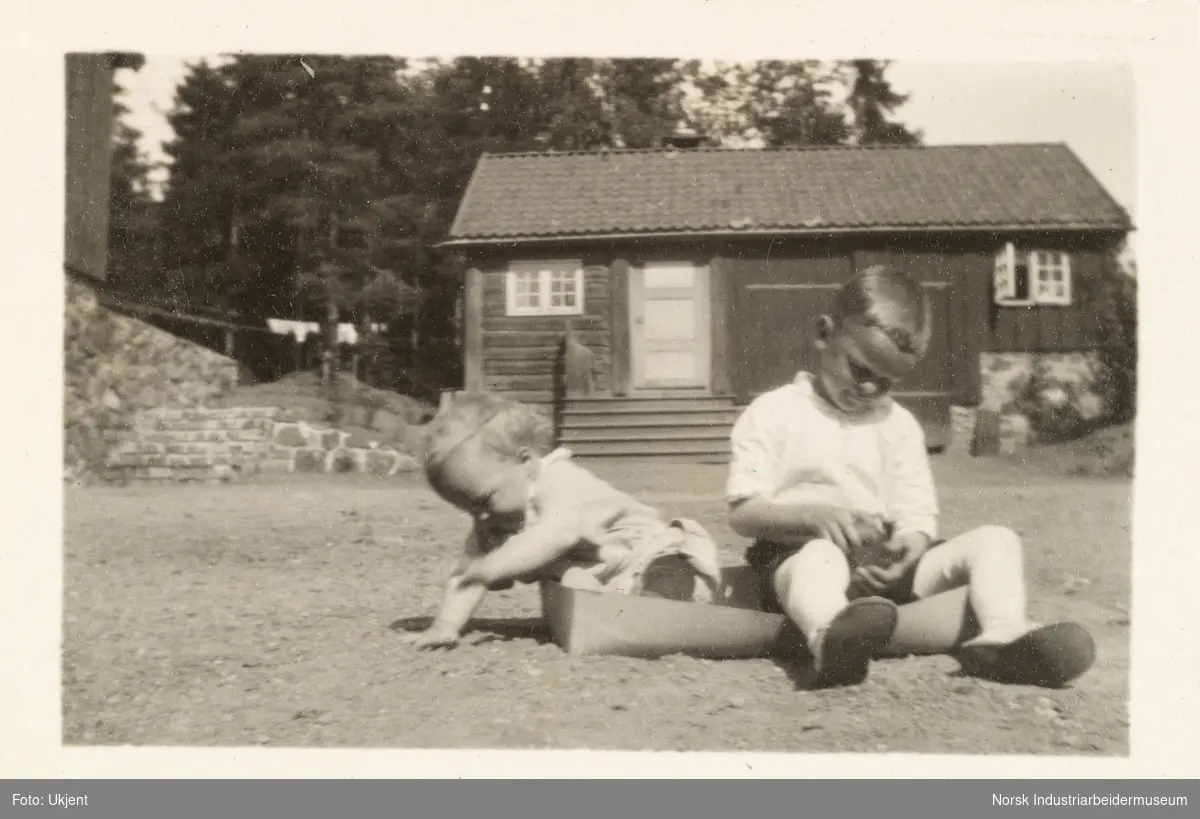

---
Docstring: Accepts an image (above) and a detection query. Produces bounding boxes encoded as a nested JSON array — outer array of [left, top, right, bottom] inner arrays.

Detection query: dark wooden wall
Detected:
[[65, 54, 117, 282], [849, 239, 985, 408], [464, 251, 614, 403], [981, 232, 1117, 353], [721, 231, 1121, 406], [459, 229, 1124, 412], [724, 239, 852, 401]]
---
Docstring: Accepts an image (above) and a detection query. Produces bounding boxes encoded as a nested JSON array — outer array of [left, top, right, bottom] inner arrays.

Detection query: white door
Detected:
[[630, 261, 711, 390]]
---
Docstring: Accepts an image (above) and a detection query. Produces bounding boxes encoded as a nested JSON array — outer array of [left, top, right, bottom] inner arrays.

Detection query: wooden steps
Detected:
[[558, 395, 739, 463]]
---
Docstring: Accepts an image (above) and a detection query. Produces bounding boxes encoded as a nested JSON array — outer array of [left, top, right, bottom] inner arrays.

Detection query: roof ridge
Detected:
[[450, 141, 1132, 240], [1052, 143, 1134, 226], [478, 142, 1071, 160]]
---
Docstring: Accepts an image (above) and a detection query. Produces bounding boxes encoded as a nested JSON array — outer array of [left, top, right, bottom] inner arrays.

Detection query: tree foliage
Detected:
[[843, 60, 921, 145], [1090, 248, 1138, 425], [112, 56, 920, 394], [108, 70, 162, 298]]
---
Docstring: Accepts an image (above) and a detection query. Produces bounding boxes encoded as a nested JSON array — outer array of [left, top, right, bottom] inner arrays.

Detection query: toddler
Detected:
[[406, 392, 723, 649]]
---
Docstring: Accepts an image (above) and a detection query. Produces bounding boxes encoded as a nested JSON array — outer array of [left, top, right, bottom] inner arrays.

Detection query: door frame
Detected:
[[627, 260, 713, 394]]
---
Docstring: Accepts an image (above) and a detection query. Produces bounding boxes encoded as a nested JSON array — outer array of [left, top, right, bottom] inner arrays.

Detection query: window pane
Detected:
[[548, 269, 579, 310], [512, 270, 541, 310]]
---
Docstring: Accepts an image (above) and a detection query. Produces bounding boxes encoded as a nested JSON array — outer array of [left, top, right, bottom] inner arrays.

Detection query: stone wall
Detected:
[[65, 277, 240, 480], [262, 420, 419, 476], [945, 352, 1106, 455], [980, 352, 1104, 419], [104, 408, 421, 482]]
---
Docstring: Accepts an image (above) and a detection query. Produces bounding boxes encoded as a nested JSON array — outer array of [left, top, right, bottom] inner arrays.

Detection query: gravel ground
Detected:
[[63, 453, 1130, 754]]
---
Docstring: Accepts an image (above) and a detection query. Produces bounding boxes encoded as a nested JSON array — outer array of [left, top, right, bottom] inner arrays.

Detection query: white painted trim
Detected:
[[504, 261, 585, 317]]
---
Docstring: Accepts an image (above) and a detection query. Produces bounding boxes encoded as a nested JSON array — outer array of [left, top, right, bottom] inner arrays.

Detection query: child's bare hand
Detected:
[[852, 562, 909, 596], [403, 621, 461, 650], [803, 505, 887, 554]]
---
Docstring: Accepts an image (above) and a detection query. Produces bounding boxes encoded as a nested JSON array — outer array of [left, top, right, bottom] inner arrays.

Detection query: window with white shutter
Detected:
[[994, 243, 1072, 307]]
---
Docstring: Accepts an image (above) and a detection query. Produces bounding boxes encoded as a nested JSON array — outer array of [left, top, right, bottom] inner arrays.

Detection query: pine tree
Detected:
[[683, 59, 919, 148], [842, 60, 922, 145], [108, 73, 162, 299]]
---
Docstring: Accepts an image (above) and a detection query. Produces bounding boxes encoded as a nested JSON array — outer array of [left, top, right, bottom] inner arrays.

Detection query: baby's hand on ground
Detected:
[[402, 620, 461, 651]]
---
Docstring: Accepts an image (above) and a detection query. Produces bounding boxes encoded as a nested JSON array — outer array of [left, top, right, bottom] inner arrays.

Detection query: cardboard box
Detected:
[[540, 566, 977, 660], [540, 565, 796, 659]]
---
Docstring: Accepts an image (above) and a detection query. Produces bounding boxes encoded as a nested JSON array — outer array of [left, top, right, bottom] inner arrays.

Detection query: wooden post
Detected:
[[463, 267, 484, 392], [951, 250, 989, 406], [223, 329, 235, 357], [709, 255, 733, 396], [64, 54, 116, 282], [609, 259, 631, 396]]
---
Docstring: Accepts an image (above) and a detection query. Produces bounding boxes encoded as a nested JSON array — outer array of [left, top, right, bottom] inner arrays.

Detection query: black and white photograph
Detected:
[[58, 46, 1138, 755], [10, 0, 1198, 783]]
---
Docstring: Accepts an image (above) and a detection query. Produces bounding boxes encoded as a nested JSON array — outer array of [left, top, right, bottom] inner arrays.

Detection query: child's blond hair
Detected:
[[422, 392, 555, 482], [833, 264, 932, 356]]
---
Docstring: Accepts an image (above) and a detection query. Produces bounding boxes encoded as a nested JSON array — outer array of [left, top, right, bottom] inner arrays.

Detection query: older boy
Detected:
[[727, 265, 1095, 688], [405, 392, 722, 650]]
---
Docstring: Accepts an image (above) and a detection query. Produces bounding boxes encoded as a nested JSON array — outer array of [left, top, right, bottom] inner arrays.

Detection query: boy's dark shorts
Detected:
[[745, 538, 945, 613]]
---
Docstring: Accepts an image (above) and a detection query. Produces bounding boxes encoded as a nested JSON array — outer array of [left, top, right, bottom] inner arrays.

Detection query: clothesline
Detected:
[[265, 319, 390, 346]]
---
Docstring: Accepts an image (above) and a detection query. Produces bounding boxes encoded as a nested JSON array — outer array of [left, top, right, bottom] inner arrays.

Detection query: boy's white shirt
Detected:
[[726, 372, 939, 540]]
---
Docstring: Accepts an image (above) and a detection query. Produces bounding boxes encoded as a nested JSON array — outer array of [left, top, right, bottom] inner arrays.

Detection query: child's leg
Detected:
[[909, 525, 1030, 645], [773, 539, 897, 687], [880, 587, 976, 657], [773, 539, 852, 642], [910, 526, 1095, 686]]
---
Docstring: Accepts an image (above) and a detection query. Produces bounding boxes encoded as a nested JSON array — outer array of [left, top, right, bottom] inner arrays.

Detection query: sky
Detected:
[[115, 57, 1137, 226]]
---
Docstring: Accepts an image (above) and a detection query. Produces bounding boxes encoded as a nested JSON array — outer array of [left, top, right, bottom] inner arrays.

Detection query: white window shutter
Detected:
[[504, 270, 518, 315], [993, 242, 1016, 302]]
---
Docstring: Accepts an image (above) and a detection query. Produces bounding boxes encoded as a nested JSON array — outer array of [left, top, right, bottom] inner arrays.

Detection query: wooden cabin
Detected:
[[439, 142, 1132, 460]]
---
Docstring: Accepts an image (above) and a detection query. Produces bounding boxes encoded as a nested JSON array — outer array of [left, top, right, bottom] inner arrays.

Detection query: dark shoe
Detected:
[[956, 623, 1095, 688], [813, 597, 899, 688]]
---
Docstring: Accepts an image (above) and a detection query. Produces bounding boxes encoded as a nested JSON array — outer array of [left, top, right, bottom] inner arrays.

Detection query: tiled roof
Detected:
[[444, 143, 1131, 243]]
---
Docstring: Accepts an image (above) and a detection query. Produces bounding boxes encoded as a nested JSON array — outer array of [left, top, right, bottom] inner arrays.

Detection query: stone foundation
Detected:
[[65, 277, 240, 481], [260, 420, 419, 476], [105, 407, 421, 482], [948, 351, 1104, 455], [980, 352, 1104, 419]]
